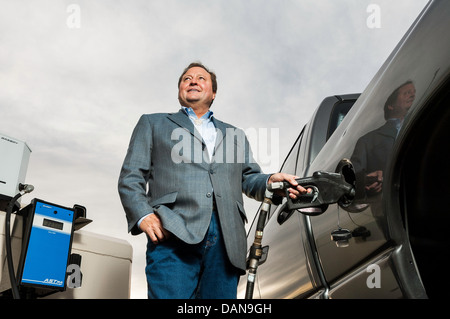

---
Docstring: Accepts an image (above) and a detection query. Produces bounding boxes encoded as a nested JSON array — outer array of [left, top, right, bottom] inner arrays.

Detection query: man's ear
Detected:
[[210, 93, 216, 106]]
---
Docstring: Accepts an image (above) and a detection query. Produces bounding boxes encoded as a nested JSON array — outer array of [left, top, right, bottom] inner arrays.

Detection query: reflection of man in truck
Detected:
[[351, 81, 416, 199]]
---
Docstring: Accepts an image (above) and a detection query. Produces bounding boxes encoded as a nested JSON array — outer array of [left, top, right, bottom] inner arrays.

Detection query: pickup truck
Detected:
[[238, 0, 450, 299]]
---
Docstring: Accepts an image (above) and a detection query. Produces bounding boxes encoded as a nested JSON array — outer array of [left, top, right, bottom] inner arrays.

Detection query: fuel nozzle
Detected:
[[285, 171, 355, 212]]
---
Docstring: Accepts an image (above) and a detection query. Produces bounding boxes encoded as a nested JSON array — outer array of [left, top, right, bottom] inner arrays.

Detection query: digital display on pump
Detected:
[[43, 218, 64, 230]]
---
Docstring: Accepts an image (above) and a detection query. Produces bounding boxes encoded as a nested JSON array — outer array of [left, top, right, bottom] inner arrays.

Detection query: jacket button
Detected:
[[206, 192, 212, 198]]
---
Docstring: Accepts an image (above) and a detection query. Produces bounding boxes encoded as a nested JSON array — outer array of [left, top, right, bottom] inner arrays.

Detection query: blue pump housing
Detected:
[[17, 199, 75, 290]]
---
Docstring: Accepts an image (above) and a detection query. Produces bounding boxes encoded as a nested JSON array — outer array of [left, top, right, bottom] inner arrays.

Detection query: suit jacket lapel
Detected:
[[167, 109, 203, 142], [378, 120, 398, 140], [168, 109, 210, 165], [212, 117, 227, 153]]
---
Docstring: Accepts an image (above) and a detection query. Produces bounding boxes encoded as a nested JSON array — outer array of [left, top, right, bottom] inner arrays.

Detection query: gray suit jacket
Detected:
[[118, 109, 270, 273]]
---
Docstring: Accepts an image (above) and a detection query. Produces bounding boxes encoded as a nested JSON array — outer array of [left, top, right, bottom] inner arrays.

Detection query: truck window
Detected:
[[280, 126, 304, 174], [326, 100, 355, 140]]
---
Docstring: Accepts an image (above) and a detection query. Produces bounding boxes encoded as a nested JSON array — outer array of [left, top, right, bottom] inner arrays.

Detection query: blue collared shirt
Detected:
[[182, 106, 217, 160]]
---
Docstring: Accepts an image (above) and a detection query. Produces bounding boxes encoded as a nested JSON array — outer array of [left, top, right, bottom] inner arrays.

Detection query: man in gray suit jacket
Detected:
[[118, 62, 307, 299]]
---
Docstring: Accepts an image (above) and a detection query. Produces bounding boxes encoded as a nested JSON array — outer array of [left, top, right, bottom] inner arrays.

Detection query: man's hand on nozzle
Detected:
[[268, 173, 311, 199]]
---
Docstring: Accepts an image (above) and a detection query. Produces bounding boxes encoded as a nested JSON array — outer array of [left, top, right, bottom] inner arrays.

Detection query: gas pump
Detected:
[[5, 187, 87, 299], [18, 199, 76, 291], [1, 133, 89, 299]]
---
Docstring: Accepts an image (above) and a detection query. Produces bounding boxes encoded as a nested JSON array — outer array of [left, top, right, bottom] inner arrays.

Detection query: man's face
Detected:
[[178, 67, 216, 108], [394, 83, 416, 116]]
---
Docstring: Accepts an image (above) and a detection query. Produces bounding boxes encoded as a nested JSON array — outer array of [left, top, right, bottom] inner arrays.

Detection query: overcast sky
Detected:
[[0, 0, 428, 298]]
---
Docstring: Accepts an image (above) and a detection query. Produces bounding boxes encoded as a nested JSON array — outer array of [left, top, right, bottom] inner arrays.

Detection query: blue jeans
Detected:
[[145, 211, 240, 299]]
